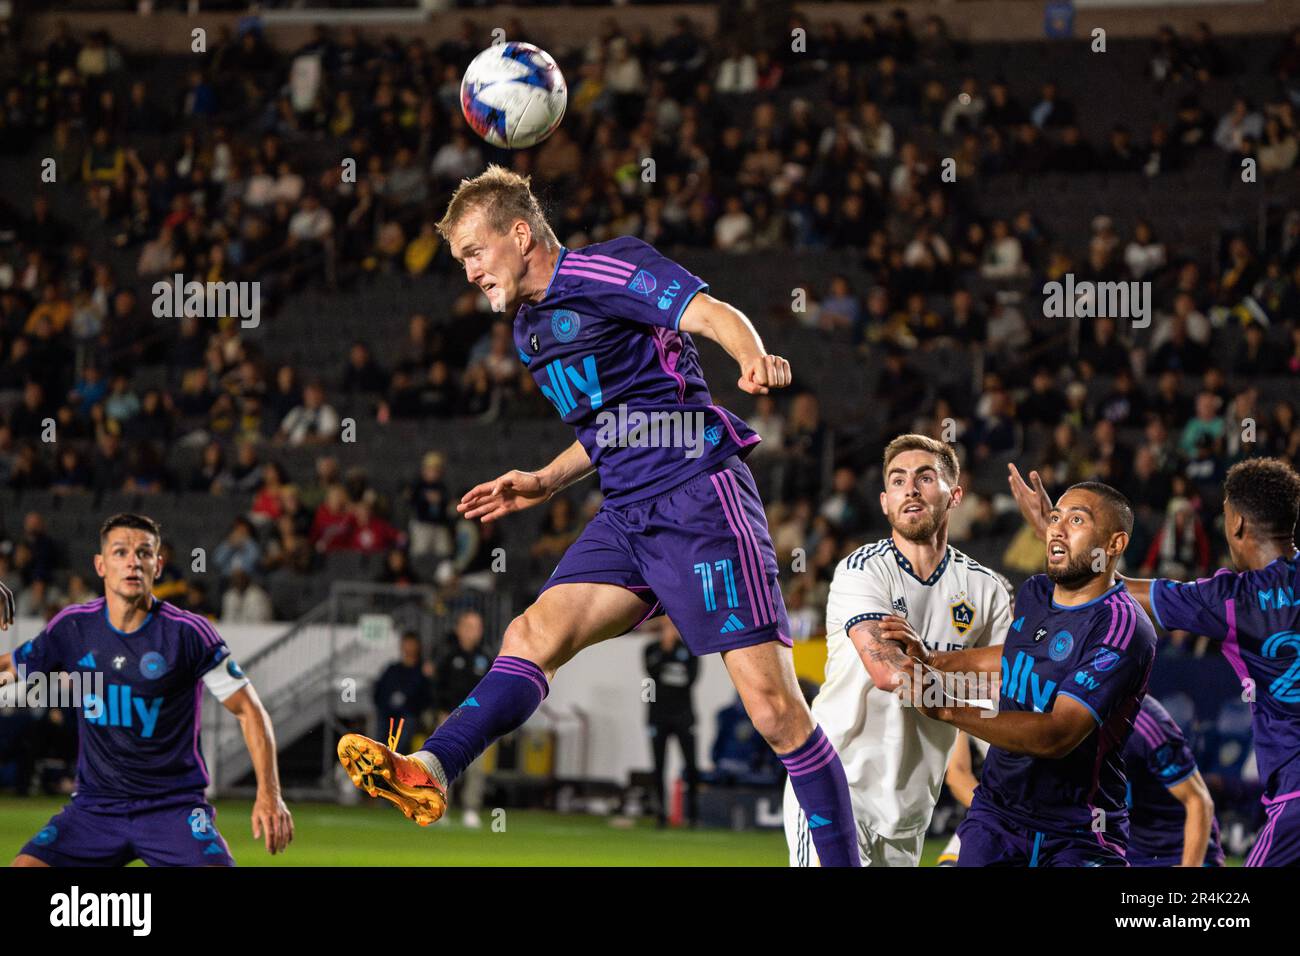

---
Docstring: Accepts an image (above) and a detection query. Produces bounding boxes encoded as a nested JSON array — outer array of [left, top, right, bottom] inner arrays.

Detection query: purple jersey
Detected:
[[979, 577, 1157, 838], [1150, 554, 1300, 800], [11, 597, 235, 802], [1123, 694, 1225, 866], [513, 237, 760, 504]]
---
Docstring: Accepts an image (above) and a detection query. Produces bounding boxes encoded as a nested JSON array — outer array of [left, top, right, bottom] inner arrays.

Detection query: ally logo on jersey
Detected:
[[83, 683, 164, 738], [1001, 650, 1058, 711], [536, 353, 603, 417]]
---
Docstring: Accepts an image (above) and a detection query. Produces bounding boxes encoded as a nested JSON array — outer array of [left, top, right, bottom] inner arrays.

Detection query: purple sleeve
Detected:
[[181, 615, 233, 680], [1056, 603, 1151, 725], [1147, 725, 1198, 787], [11, 626, 62, 675], [1149, 569, 1236, 641], [1057, 643, 1145, 726], [597, 239, 708, 332]]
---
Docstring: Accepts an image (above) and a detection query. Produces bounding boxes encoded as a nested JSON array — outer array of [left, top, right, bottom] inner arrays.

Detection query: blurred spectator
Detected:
[[433, 609, 491, 827], [530, 497, 580, 565], [374, 631, 435, 744], [213, 516, 260, 578], [311, 483, 355, 553], [408, 452, 453, 559], [643, 616, 699, 827], [377, 549, 419, 587], [347, 495, 404, 554], [1140, 495, 1212, 580], [277, 382, 340, 446], [220, 567, 273, 623]]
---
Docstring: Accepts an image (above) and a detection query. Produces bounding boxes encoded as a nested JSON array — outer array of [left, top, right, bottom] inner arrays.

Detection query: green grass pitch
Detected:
[[0, 796, 953, 866], [1, 797, 1241, 866]]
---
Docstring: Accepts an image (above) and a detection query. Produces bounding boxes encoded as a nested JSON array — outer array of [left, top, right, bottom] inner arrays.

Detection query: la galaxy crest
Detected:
[[950, 597, 976, 635]]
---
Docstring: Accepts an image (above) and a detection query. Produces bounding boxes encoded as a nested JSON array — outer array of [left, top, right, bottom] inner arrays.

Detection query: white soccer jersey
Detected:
[[803, 538, 1011, 840]]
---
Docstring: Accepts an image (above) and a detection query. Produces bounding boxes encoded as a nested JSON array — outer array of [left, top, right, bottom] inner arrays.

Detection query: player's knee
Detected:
[[746, 692, 809, 751], [500, 611, 564, 671], [11, 854, 49, 867]]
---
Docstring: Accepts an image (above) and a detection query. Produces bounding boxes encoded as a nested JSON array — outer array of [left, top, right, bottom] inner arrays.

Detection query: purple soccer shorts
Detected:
[[541, 456, 792, 655], [19, 794, 235, 867], [956, 794, 1129, 867]]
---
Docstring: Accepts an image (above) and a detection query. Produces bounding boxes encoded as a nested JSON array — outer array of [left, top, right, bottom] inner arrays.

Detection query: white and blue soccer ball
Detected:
[[460, 41, 567, 150]]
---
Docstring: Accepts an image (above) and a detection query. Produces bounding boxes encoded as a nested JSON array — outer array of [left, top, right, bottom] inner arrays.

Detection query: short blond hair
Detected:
[[882, 434, 960, 486], [436, 164, 559, 251]]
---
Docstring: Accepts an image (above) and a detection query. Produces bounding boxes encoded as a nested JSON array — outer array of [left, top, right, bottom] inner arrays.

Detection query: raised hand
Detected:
[[457, 470, 553, 523], [1007, 463, 1051, 541]]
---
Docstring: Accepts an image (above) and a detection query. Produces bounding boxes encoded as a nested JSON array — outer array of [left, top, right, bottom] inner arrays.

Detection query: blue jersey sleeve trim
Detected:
[[1160, 765, 1198, 789], [845, 612, 889, 631], [672, 281, 707, 332], [1150, 580, 1170, 631], [1057, 691, 1103, 726]]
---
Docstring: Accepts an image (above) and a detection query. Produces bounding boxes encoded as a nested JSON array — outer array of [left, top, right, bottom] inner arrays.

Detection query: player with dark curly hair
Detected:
[[1010, 457, 1300, 866]]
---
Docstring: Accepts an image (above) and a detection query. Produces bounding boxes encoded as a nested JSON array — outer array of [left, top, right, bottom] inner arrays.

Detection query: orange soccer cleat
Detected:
[[337, 719, 448, 826]]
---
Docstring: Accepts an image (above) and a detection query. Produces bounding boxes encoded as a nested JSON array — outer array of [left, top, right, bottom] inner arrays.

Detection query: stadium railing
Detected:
[[204, 579, 512, 799]]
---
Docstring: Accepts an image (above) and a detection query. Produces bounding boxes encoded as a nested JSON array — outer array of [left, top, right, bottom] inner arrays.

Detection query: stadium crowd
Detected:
[[0, 11, 1295, 652]]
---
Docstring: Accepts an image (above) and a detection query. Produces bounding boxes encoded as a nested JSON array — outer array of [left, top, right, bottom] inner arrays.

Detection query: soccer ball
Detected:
[[460, 42, 567, 150]]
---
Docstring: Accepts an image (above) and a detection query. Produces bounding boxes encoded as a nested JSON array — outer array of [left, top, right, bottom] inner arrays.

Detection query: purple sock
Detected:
[[779, 725, 860, 867], [418, 656, 549, 783]]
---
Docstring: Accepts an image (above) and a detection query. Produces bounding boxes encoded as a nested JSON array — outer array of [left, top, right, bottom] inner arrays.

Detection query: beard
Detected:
[[1046, 551, 1097, 587], [893, 506, 942, 542]]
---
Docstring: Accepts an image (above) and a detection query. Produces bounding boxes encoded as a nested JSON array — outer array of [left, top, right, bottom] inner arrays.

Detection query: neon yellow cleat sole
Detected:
[[338, 732, 448, 827]]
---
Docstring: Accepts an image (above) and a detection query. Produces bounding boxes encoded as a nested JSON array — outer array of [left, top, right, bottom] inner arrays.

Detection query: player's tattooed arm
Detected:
[[878, 616, 1002, 674], [678, 292, 792, 395], [848, 619, 917, 690], [0, 652, 13, 680]]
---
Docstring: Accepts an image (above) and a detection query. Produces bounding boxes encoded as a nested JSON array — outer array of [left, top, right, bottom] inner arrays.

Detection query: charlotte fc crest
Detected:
[[950, 599, 975, 635], [551, 309, 580, 343]]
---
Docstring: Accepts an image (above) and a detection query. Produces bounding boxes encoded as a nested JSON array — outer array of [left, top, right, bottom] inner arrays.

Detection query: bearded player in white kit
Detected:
[[784, 435, 1012, 866]]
